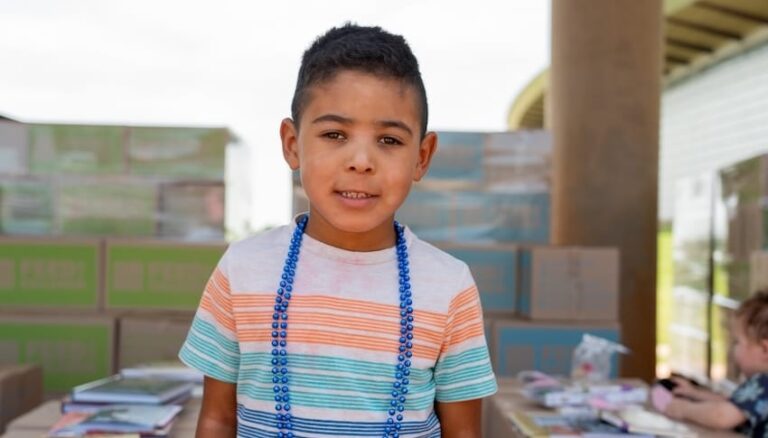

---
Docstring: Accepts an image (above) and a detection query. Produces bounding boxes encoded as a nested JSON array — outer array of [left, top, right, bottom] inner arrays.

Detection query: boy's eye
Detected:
[[322, 131, 346, 141], [379, 136, 403, 146]]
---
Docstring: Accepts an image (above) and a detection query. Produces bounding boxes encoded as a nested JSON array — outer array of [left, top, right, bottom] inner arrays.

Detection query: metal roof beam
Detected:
[[666, 37, 715, 53], [696, 1, 768, 25], [667, 17, 743, 39]]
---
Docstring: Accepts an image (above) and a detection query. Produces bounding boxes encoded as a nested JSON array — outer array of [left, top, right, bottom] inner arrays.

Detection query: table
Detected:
[[485, 377, 741, 438]]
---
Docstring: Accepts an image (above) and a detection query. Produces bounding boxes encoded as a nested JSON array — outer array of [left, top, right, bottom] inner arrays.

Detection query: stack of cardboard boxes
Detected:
[[0, 237, 224, 395], [0, 120, 236, 400], [292, 130, 623, 378], [0, 120, 239, 240]]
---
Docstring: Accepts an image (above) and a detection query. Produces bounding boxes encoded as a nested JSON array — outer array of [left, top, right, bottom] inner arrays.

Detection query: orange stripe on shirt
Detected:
[[238, 328, 440, 361], [232, 294, 447, 327]]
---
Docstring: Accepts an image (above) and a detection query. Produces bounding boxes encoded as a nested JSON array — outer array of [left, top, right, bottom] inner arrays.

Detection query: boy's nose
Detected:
[[346, 144, 375, 174]]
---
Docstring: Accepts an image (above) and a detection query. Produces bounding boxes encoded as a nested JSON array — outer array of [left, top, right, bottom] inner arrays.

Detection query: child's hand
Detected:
[[651, 384, 674, 412], [670, 376, 697, 398], [662, 397, 687, 420]]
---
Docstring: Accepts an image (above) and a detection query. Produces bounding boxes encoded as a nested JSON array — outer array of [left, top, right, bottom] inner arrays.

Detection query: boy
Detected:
[[654, 291, 768, 435], [179, 23, 497, 438]]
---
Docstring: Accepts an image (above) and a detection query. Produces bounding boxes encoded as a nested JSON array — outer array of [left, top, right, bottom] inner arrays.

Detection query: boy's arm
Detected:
[[435, 399, 482, 438], [670, 377, 727, 402], [196, 376, 238, 438], [664, 398, 745, 430]]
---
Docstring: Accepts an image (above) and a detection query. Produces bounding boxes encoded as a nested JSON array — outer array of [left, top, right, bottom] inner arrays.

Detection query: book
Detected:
[[61, 390, 191, 414], [508, 411, 652, 438], [600, 407, 696, 437], [48, 404, 181, 437], [71, 375, 194, 405]]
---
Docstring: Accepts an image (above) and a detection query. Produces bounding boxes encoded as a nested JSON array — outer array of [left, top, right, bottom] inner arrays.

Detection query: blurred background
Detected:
[[1, 0, 768, 435]]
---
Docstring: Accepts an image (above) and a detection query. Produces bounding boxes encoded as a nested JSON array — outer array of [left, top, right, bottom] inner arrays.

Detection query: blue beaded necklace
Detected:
[[271, 215, 414, 438]]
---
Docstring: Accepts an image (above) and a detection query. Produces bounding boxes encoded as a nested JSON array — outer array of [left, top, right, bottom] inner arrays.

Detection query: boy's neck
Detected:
[[301, 212, 398, 252]]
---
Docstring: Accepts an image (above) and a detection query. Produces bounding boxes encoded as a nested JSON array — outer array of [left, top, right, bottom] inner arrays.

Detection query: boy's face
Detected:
[[281, 70, 437, 249], [732, 318, 768, 376]]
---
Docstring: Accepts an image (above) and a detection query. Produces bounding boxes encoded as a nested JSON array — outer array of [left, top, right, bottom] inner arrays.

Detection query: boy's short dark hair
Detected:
[[736, 290, 768, 342], [291, 23, 428, 138]]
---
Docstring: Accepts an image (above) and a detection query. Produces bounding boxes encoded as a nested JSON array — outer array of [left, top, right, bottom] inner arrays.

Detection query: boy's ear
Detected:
[[280, 118, 300, 170], [413, 131, 438, 182]]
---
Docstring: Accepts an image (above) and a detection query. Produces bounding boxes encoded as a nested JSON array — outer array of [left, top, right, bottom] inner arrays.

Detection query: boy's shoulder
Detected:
[[408, 231, 472, 280], [225, 224, 292, 261]]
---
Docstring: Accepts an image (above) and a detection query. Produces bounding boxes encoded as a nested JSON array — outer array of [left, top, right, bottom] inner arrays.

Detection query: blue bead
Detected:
[[286, 285, 293, 292], [285, 413, 292, 420], [280, 331, 287, 338], [393, 382, 401, 388], [282, 314, 288, 320], [274, 304, 281, 311], [399, 396, 406, 403], [272, 322, 279, 329], [397, 414, 403, 421], [398, 355, 405, 361], [273, 377, 279, 383], [396, 372, 403, 379], [385, 427, 391, 433], [387, 418, 394, 424], [391, 390, 398, 397], [402, 387, 409, 394], [404, 369, 410, 376], [278, 432, 284, 438], [272, 331, 279, 338], [275, 404, 282, 411], [281, 358, 287, 365], [272, 367, 279, 374], [280, 280, 287, 287], [397, 405, 404, 412], [275, 395, 281, 402], [407, 324, 413, 330], [400, 319, 407, 326], [281, 322, 288, 329], [406, 298, 413, 305], [399, 345, 405, 352], [274, 385, 280, 392], [281, 273, 288, 280], [287, 432, 294, 438], [402, 378, 409, 385], [399, 302, 406, 309], [406, 341, 413, 348], [282, 377, 288, 383], [272, 349, 279, 355], [407, 316, 413, 322], [404, 360, 411, 367], [282, 385, 289, 392], [395, 423, 402, 430], [393, 433, 399, 438], [389, 408, 396, 415], [280, 349, 287, 356], [399, 337, 406, 343], [400, 328, 406, 335], [273, 313, 280, 320], [390, 400, 397, 406], [281, 367, 288, 374], [272, 358, 278, 365], [407, 307, 413, 314], [405, 351, 413, 358], [406, 333, 413, 340], [276, 296, 283, 303], [283, 395, 290, 402], [285, 292, 292, 299], [272, 340, 278, 347], [280, 340, 287, 347]]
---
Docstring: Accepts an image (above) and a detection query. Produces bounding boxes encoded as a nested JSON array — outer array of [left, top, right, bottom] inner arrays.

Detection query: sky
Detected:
[[0, 0, 550, 232]]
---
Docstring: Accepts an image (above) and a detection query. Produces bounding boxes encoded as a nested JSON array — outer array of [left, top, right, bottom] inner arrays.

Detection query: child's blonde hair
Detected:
[[736, 290, 768, 342]]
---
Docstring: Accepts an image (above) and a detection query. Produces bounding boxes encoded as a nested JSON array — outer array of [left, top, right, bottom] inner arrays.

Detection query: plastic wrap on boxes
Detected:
[[0, 178, 54, 235], [398, 189, 550, 243], [29, 124, 125, 175], [426, 132, 485, 185], [56, 178, 158, 237], [483, 131, 551, 193], [127, 127, 229, 179], [158, 182, 224, 241], [0, 122, 28, 175]]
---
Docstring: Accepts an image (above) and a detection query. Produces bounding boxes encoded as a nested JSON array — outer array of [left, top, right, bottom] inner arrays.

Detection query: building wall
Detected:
[[660, 40, 768, 220]]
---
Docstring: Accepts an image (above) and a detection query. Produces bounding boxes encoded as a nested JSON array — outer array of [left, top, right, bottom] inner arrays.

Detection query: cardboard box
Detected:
[[425, 131, 485, 185], [118, 316, 194, 369], [105, 239, 226, 310], [0, 316, 115, 393], [56, 178, 158, 237], [433, 242, 517, 314], [0, 237, 100, 310], [490, 319, 620, 377], [398, 190, 550, 244], [0, 364, 42, 435], [28, 124, 125, 175], [0, 122, 28, 176], [517, 247, 619, 320], [158, 182, 225, 241], [126, 126, 229, 179], [0, 178, 54, 236]]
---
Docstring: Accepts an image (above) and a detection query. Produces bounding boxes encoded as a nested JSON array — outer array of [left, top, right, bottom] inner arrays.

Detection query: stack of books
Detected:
[[49, 374, 194, 437]]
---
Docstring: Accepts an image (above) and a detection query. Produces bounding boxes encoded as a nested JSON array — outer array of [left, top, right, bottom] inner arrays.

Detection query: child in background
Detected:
[[655, 291, 768, 435], [179, 23, 497, 438]]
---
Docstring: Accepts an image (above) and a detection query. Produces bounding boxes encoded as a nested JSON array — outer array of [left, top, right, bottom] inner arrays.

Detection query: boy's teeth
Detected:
[[341, 191, 371, 199]]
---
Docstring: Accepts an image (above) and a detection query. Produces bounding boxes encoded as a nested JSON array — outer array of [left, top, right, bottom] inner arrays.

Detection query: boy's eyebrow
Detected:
[[311, 114, 414, 137]]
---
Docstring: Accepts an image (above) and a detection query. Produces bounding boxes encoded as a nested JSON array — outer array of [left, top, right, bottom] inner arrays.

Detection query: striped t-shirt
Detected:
[[179, 220, 497, 437]]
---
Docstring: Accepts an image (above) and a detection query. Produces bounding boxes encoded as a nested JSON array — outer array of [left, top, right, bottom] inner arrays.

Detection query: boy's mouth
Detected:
[[338, 190, 374, 199]]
